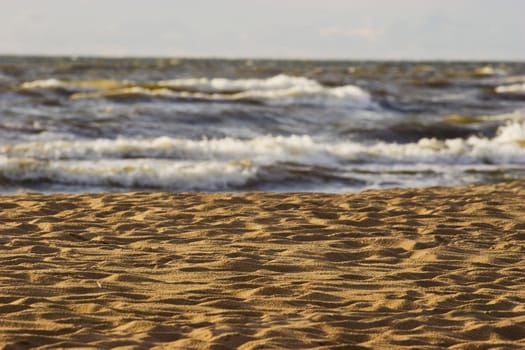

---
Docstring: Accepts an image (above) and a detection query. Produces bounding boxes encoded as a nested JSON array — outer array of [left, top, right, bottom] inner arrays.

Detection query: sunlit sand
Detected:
[[1, 181, 524, 348]]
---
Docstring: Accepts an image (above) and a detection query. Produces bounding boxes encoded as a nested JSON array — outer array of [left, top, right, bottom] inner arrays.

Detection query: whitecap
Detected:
[[0, 158, 257, 191], [20, 78, 67, 89], [495, 83, 525, 95], [157, 74, 373, 108], [3, 120, 525, 164], [19, 74, 374, 108]]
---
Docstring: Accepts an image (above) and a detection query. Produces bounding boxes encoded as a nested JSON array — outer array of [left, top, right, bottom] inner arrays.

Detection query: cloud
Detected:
[[319, 25, 384, 42]]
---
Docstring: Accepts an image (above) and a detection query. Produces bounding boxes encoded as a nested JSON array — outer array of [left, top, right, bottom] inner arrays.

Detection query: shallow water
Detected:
[[0, 56, 524, 193]]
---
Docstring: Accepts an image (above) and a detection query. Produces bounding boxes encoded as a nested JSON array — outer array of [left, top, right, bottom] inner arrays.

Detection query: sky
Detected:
[[1, 0, 524, 60]]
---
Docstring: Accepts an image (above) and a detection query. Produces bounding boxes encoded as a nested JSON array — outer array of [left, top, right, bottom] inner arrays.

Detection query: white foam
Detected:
[[0, 158, 255, 191], [0, 135, 331, 164], [20, 75, 373, 108], [3, 121, 525, 164], [70, 82, 373, 107], [493, 119, 525, 143], [20, 79, 67, 89], [1, 120, 524, 190], [474, 65, 506, 76], [495, 83, 525, 95], [20, 79, 125, 91], [69, 87, 175, 100], [159, 74, 315, 93], [159, 74, 373, 107]]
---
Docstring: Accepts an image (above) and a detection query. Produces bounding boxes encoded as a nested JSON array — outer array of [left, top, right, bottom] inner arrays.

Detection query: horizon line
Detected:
[[1, 53, 523, 63]]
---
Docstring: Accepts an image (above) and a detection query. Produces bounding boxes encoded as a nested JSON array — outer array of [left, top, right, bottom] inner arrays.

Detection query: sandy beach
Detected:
[[1, 180, 524, 349]]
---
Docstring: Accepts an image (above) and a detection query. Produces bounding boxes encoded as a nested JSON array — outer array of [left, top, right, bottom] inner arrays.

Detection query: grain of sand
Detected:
[[0, 181, 524, 349]]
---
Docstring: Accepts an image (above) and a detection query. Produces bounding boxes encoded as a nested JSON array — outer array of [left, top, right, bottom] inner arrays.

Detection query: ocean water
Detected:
[[0, 56, 524, 193]]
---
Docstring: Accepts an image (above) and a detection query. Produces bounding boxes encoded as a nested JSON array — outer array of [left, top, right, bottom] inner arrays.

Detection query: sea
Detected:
[[0, 56, 524, 193]]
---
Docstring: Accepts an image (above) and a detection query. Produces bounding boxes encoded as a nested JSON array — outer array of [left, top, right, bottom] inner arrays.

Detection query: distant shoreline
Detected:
[[1, 53, 524, 63]]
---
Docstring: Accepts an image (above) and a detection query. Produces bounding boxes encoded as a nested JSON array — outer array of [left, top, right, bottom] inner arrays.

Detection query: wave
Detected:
[[494, 83, 525, 97], [18, 75, 374, 108], [19, 78, 124, 92], [2, 121, 524, 163], [157, 74, 372, 107], [445, 109, 525, 125], [1, 121, 524, 190], [0, 158, 255, 191]]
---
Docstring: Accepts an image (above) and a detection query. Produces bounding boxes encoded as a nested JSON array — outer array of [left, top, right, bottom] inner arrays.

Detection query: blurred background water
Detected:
[[0, 56, 524, 193]]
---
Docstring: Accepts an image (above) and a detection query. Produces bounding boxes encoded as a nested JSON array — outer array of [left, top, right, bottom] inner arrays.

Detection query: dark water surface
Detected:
[[0, 56, 524, 193]]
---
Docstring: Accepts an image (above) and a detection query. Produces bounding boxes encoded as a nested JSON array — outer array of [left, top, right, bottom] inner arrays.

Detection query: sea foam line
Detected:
[[19, 75, 374, 108], [2, 121, 525, 165]]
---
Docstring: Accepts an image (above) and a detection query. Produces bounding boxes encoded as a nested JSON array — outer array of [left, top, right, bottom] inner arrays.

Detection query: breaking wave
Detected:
[[494, 83, 525, 98], [1, 121, 524, 191], [19, 75, 374, 108]]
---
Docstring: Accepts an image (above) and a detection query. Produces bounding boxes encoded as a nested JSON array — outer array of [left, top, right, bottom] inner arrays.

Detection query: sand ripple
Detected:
[[0, 181, 524, 348]]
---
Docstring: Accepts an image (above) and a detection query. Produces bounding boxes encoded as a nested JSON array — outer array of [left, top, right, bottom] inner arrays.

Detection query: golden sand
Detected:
[[0, 181, 524, 349]]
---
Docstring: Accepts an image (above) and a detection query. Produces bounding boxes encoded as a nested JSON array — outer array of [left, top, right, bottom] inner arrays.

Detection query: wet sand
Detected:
[[1, 181, 524, 349]]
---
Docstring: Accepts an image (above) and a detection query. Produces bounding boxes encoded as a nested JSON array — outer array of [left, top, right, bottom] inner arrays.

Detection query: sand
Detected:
[[0, 181, 524, 349]]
